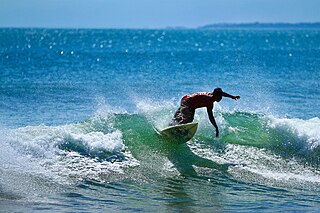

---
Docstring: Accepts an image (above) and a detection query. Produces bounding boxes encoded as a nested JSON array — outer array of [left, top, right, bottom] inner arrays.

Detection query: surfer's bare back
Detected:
[[170, 88, 240, 137]]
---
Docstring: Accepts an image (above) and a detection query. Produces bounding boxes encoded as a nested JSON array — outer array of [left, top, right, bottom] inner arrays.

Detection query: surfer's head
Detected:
[[213, 88, 223, 102]]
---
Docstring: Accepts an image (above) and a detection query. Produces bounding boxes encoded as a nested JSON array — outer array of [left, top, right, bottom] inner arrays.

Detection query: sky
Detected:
[[0, 0, 319, 28]]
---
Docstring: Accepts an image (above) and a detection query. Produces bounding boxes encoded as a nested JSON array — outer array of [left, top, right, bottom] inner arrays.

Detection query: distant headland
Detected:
[[199, 22, 320, 29]]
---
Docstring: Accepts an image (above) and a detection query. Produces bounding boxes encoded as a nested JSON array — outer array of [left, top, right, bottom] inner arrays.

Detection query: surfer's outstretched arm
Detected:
[[222, 92, 240, 100], [207, 108, 219, 137]]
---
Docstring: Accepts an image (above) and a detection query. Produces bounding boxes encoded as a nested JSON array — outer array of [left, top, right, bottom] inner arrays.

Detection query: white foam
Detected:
[[52, 150, 139, 182], [267, 116, 320, 149], [9, 119, 126, 155], [66, 130, 124, 153], [189, 142, 320, 188], [0, 119, 138, 184]]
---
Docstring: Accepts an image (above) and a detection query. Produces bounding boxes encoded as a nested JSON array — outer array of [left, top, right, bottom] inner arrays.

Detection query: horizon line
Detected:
[[1, 22, 320, 30]]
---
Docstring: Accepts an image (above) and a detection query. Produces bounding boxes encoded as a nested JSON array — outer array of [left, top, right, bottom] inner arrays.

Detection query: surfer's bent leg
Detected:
[[170, 107, 183, 126], [174, 98, 195, 125], [170, 98, 188, 126], [180, 106, 195, 124], [170, 97, 195, 126]]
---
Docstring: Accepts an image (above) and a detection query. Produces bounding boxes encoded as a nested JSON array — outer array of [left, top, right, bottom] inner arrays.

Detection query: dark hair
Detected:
[[213, 88, 223, 95]]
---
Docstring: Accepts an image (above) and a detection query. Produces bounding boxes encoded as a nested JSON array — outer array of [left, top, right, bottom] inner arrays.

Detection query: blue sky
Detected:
[[1, 0, 319, 28]]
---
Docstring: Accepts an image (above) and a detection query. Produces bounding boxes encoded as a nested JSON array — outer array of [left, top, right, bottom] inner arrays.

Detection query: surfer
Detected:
[[170, 88, 240, 137]]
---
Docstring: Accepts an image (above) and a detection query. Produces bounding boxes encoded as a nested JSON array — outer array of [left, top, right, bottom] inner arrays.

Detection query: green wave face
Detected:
[[220, 112, 271, 147], [107, 112, 320, 167]]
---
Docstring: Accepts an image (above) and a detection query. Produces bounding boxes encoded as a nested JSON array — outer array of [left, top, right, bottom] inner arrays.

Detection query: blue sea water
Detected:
[[0, 28, 320, 212]]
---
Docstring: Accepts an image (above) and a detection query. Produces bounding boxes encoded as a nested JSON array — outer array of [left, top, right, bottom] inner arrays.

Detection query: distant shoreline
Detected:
[[1, 22, 320, 30], [199, 22, 320, 29]]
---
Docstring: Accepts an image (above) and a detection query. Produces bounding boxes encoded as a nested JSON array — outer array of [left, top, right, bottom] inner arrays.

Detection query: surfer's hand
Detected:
[[215, 129, 219, 137], [233, 96, 240, 100]]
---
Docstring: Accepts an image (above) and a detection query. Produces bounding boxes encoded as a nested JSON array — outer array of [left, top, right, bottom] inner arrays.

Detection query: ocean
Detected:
[[0, 28, 319, 212]]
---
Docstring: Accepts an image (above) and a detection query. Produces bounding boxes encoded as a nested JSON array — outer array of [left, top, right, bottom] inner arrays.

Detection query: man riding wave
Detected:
[[170, 88, 240, 137]]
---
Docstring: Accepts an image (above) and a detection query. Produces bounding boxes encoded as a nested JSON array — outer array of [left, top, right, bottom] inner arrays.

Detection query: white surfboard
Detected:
[[158, 123, 198, 144]]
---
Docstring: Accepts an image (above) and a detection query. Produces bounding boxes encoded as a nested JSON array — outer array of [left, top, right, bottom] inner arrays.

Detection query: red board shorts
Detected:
[[170, 96, 195, 126]]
